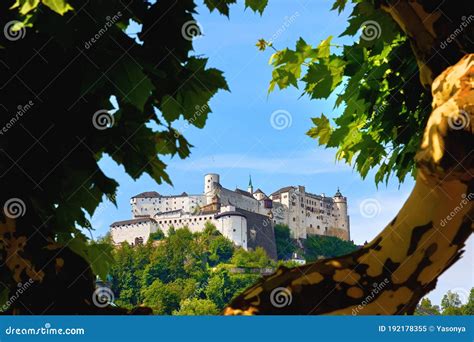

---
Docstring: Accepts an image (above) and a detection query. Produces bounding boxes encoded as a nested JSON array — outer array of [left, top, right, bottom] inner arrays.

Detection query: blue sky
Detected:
[[91, 0, 472, 306]]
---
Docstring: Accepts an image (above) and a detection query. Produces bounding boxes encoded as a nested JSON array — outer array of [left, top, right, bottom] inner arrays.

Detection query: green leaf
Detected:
[[0, 288, 9, 308], [331, 0, 348, 14], [316, 36, 332, 58], [245, 0, 268, 14], [109, 58, 154, 111], [68, 238, 113, 280], [203, 0, 236, 16], [303, 57, 345, 99], [307, 114, 332, 145], [11, 0, 40, 15], [41, 0, 73, 15], [161, 95, 182, 122]]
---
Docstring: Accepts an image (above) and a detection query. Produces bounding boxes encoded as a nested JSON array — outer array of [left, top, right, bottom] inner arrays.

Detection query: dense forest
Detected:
[[100, 223, 472, 315], [102, 223, 359, 314]]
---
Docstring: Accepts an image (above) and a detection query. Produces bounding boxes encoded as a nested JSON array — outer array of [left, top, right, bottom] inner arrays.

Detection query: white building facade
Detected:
[[110, 173, 350, 253]]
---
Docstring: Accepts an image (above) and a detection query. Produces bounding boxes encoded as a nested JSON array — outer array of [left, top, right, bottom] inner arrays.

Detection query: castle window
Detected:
[[233, 229, 236, 232], [292, 218, 296, 222], [317, 225, 320, 229]]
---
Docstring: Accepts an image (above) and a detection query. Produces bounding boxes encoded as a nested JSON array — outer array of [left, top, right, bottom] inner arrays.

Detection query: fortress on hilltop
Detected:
[[110, 173, 350, 259]]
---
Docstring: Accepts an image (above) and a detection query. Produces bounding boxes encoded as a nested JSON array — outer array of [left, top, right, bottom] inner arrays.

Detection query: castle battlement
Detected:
[[110, 173, 350, 258]]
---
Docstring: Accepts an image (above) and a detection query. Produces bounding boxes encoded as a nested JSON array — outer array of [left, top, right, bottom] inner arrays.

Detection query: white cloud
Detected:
[[169, 149, 353, 175]]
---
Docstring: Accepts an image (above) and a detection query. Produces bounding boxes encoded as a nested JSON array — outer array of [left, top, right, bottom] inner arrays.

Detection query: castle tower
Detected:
[[247, 174, 253, 194], [333, 187, 350, 240], [204, 173, 220, 204]]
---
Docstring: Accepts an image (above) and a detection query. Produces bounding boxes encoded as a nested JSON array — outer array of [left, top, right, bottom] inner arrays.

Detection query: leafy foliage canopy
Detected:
[[260, 0, 431, 184]]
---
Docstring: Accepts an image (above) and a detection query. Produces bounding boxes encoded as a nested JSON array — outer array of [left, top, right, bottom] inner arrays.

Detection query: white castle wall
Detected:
[[110, 220, 159, 245], [271, 186, 349, 240], [131, 195, 205, 218], [150, 205, 248, 248], [218, 187, 260, 213], [110, 173, 350, 249], [216, 214, 247, 249], [154, 212, 218, 234]]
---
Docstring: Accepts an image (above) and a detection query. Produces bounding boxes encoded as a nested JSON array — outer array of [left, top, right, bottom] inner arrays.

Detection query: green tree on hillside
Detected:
[[274, 224, 297, 260], [415, 298, 440, 316], [304, 235, 358, 260], [441, 291, 463, 315], [231, 247, 273, 268], [142, 278, 197, 315], [173, 298, 219, 316], [462, 289, 474, 315], [110, 242, 151, 307], [208, 236, 234, 266], [205, 269, 260, 310]]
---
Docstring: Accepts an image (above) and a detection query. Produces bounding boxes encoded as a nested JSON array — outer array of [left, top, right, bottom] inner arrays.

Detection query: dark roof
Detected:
[[132, 191, 195, 199], [132, 191, 160, 199], [270, 186, 295, 196], [154, 209, 183, 216], [214, 211, 247, 219], [334, 187, 343, 197], [234, 188, 254, 198], [254, 188, 265, 194], [110, 217, 156, 227]]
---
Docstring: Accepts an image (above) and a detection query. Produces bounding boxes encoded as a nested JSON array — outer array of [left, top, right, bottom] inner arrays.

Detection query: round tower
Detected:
[[333, 188, 350, 240], [204, 173, 220, 204]]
